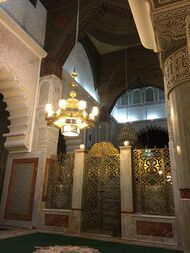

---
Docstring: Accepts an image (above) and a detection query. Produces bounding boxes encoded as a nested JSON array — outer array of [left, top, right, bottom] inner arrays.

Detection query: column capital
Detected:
[[164, 46, 190, 98], [152, 1, 190, 60], [74, 149, 88, 154], [120, 146, 132, 151]]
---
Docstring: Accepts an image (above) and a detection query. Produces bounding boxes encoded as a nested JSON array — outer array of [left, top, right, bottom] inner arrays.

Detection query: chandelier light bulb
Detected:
[[79, 100, 87, 110], [77, 118, 82, 125], [59, 99, 67, 109], [45, 104, 54, 116], [92, 106, 99, 116], [45, 103, 52, 112], [89, 113, 95, 120]]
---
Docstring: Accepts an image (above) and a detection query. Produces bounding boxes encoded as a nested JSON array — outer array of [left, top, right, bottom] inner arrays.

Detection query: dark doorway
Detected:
[[57, 130, 67, 154], [137, 128, 169, 148], [0, 94, 10, 200]]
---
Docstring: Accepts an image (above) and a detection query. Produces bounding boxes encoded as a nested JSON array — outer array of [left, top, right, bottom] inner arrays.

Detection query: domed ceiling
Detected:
[[88, 13, 140, 54]]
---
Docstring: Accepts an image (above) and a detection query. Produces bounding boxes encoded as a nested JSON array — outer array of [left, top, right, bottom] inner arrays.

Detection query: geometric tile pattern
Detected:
[[5, 158, 38, 221]]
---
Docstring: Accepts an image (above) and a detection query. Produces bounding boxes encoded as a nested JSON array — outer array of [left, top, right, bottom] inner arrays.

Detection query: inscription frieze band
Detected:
[[164, 47, 190, 97]]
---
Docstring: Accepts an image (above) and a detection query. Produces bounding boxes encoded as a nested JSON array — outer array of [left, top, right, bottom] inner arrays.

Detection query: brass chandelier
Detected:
[[45, 72, 98, 137], [45, 0, 99, 137]]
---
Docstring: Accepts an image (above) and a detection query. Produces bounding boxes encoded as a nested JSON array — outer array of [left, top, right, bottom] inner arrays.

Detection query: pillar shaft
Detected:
[[164, 46, 190, 253], [120, 146, 133, 238], [70, 149, 86, 233]]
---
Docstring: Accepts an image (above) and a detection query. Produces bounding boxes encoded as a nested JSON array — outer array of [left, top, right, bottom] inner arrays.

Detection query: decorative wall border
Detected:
[[4, 158, 38, 221], [180, 189, 190, 199], [42, 158, 52, 201], [136, 220, 173, 238], [45, 214, 69, 227]]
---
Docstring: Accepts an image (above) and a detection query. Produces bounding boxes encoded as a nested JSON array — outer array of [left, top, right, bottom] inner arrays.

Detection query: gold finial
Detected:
[[71, 81, 77, 87], [71, 71, 78, 79], [70, 91, 77, 98]]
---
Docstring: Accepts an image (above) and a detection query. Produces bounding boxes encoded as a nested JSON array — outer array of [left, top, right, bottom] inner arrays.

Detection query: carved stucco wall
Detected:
[[0, 9, 46, 152], [33, 75, 62, 156], [187, 16, 190, 56]]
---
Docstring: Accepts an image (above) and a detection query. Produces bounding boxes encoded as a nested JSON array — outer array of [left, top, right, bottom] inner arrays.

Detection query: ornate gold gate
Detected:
[[83, 142, 121, 235]]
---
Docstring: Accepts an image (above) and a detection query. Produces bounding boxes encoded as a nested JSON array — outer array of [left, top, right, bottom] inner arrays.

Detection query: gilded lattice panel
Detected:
[[8, 164, 33, 215], [133, 148, 174, 216], [46, 154, 74, 209], [83, 142, 121, 235]]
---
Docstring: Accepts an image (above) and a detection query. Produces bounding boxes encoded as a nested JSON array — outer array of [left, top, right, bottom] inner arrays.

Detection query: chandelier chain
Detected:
[[74, 0, 80, 72]]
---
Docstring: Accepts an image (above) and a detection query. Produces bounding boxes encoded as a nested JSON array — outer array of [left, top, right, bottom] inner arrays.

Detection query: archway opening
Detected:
[[111, 85, 166, 123], [110, 84, 168, 148], [137, 128, 169, 149]]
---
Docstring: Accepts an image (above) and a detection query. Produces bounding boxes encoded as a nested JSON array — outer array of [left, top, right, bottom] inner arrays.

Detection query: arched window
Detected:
[[120, 92, 128, 106], [145, 88, 154, 103], [159, 89, 165, 101], [132, 89, 141, 104]]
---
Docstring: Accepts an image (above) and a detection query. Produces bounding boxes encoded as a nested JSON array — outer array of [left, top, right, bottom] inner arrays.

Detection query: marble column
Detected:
[[164, 46, 190, 253], [165, 80, 183, 249], [120, 146, 133, 239], [70, 149, 86, 233], [32, 75, 62, 228]]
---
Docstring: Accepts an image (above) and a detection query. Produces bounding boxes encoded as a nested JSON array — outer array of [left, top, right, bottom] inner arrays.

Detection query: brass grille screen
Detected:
[[133, 148, 174, 216], [83, 142, 121, 235], [46, 154, 74, 209]]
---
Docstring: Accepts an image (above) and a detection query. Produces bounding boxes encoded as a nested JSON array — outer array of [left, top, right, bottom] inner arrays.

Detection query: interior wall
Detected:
[[63, 42, 99, 102], [0, 0, 47, 46]]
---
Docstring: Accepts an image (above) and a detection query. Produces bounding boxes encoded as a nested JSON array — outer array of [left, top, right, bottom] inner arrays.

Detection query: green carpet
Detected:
[[0, 232, 183, 253], [0, 227, 10, 231]]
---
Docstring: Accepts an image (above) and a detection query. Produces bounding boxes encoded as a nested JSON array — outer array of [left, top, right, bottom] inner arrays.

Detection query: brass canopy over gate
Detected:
[[83, 142, 121, 236]]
